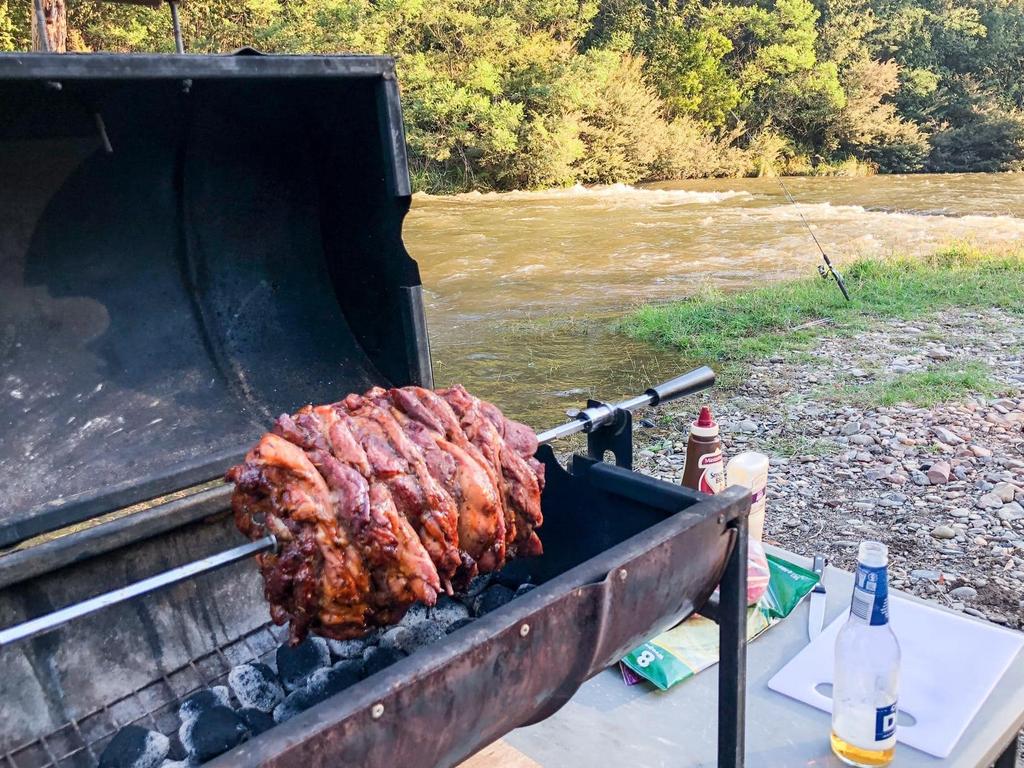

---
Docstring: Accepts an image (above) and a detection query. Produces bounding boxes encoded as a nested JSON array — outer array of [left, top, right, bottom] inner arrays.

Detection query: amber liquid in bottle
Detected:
[[830, 732, 896, 767]]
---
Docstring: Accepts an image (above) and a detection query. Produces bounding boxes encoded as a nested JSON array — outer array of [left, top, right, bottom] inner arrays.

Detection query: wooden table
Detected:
[[471, 547, 1024, 767]]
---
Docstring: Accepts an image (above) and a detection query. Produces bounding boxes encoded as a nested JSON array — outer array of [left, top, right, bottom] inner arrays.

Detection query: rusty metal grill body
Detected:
[[0, 52, 750, 768]]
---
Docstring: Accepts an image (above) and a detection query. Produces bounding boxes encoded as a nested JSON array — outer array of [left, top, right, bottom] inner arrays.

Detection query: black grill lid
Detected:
[[0, 54, 433, 547]]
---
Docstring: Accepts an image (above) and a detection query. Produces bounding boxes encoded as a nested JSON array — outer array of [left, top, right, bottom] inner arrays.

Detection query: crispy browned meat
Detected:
[[227, 386, 544, 643], [441, 385, 545, 558]]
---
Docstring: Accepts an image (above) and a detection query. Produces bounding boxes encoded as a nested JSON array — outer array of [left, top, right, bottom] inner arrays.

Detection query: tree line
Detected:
[[2, 0, 1023, 191]]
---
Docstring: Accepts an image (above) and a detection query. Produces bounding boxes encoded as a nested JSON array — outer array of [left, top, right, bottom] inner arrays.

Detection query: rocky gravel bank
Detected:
[[631, 307, 1024, 628]]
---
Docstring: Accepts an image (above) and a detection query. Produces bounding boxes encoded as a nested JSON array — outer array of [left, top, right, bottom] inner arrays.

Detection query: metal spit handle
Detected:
[[536, 365, 715, 445], [0, 366, 714, 648]]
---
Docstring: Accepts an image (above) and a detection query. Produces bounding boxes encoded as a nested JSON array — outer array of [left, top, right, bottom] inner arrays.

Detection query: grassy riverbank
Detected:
[[620, 245, 1024, 401]]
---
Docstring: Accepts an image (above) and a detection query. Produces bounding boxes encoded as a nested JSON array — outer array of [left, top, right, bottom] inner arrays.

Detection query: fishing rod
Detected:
[[776, 176, 851, 301]]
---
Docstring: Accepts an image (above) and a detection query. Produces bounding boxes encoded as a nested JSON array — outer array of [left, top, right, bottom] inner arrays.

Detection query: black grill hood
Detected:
[[0, 54, 433, 548]]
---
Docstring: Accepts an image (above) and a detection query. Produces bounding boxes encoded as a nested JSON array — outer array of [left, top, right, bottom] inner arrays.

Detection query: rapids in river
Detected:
[[405, 173, 1024, 425]]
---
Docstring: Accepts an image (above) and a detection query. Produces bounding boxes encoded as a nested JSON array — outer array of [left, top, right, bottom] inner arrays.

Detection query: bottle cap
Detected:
[[690, 405, 719, 437], [857, 540, 888, 568]]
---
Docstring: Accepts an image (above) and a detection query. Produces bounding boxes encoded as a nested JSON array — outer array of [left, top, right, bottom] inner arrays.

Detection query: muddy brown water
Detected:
[[405, 173, 1024, 427]]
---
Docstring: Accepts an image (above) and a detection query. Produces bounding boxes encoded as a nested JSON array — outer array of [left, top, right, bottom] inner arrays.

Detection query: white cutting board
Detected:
[[768, 595, 1024, 758]]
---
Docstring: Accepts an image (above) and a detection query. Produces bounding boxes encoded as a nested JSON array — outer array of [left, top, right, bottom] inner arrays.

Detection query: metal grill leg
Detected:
[[718, 513, 748, 768]]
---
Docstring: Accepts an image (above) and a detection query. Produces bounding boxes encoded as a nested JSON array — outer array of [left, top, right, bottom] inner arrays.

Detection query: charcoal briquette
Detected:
[[272, 688, 318, 724], [473, 584, 514, 616], [326, 638, 369, 660], [238, 707, 276, 736], [177, 686, 230, 726], [445, 617, 475, 635], [462, 573, 493, 599], [362, 645, 405, 678], [275, 637, 330, 692], [400, 603, 431, 626], [306, 660, 363, 699], [427, 595, 470, 629], [406, 620, 445, 650], [228, 662, 284, 712], [186, 705, 248, 763], [379, 625, 414, 653], [98, 725, 169, 768]]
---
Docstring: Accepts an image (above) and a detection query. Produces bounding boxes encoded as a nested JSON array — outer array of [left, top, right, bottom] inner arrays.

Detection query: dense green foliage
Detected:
[[4, 0, 1024, 189]]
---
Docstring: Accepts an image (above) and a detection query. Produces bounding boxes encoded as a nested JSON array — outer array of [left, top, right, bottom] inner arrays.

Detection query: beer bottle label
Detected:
[[851, 563, 889, 625], [875, 701, 897, 741]]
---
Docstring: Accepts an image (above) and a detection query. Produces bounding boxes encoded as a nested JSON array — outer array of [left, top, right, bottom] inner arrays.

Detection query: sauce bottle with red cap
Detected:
[[681, 406, 726, 494]]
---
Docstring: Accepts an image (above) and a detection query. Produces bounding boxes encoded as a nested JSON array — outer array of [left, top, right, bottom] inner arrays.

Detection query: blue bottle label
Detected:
[[875, 701, 897, 741], [851, 563, 889, 625]]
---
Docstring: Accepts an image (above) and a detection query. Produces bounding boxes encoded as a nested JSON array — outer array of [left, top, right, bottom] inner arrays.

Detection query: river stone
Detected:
[[932, 426, 964, 445], [738, 419, 758, 433], [926, 460, 951, 485], [841, 422, 862, 436], [997, 502, 1024, 522], [950, 586, 979, 601], [849, 434, 874, 446], [994, 482, 1019, 503], [931, 525, 957, 540], [910, 569, 941, 582], [971, 444, 993, 457], [978, 492, 1005, 510], [910, 470, 930, 486]]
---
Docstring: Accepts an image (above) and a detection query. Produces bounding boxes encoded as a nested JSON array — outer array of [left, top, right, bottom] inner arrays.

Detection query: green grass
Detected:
[[619, 244, 1024, 387], [859, 362, 1003, 407], [757, 434, 839, 458]]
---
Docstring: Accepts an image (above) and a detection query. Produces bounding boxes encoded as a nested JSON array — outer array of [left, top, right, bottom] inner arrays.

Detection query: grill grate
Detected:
[[4, 622, 287, 768]]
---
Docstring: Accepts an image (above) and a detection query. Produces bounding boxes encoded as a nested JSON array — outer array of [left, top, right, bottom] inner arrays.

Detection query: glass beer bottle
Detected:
[[831, 541, 901, 767]]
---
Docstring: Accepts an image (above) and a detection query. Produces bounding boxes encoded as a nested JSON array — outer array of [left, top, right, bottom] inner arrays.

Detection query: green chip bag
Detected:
[[622, 554, 819, 691]]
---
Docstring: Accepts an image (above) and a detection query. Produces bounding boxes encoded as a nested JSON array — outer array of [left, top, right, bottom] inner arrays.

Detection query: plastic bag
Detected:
[[621, 554, 819, 691]]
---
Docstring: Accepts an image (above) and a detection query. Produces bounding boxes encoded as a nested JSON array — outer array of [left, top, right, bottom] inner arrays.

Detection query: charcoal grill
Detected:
[[0, 53, 751, 768]]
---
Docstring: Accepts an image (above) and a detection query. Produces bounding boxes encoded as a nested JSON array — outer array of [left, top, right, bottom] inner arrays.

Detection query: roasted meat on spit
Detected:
[[227, 386, 545, 644]]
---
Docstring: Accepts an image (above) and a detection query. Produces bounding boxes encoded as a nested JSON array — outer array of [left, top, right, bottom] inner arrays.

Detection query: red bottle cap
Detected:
[[696, 406, 715, 428], [691, 405, 719, 437]]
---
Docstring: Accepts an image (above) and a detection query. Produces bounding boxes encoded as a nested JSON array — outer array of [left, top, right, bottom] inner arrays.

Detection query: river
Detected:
[[404, 173, 1024, 426]]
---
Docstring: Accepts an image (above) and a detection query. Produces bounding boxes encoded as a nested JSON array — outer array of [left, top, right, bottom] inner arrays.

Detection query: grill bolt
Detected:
[[371, 702, 385, 720], [519, 623, 530, 638], [618, 569, 628, 581]]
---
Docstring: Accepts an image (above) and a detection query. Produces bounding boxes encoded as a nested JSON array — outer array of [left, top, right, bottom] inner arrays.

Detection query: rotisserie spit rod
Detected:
[[536, 365, 715, 445], [0, 536, 277, 647], [0, 366, 714, 649]]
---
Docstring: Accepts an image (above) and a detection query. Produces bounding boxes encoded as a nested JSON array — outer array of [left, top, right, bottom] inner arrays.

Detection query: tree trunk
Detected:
[[30, 0, 67, 52]]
